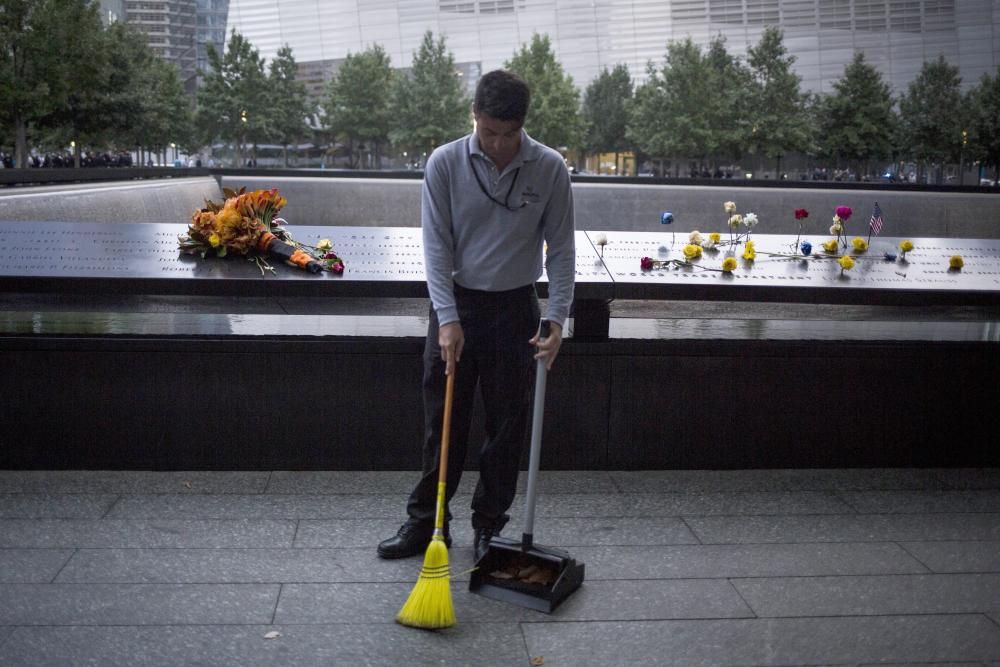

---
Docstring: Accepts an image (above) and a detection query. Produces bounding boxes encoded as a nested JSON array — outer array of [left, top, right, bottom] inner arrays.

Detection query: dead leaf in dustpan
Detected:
[[263, 631, 281, 640]]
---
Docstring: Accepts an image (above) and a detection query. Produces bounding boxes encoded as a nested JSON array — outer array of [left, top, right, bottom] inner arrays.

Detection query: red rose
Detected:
[[331, 261, 344, 274], [835, 206, 852, 220], [794, 208, 809, 220], [640, 256, 654, 270]]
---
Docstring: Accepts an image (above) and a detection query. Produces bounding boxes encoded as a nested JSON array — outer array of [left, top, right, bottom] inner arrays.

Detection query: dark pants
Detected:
[[406, 283, 540, 531]]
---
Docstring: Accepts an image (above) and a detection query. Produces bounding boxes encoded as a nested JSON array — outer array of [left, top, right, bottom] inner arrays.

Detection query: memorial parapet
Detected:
[[1, 223, 998, 470], [589, 231, 1000, 308], [0, 222, 614, 333], [1, 223, 999, 338]]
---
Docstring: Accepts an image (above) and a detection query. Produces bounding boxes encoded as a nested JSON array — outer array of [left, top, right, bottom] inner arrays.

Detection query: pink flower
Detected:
[[835, 206, 852, 221], [640, 256, 654, 270], [331, 261, 344, 274], [794, 208, 809, 220]]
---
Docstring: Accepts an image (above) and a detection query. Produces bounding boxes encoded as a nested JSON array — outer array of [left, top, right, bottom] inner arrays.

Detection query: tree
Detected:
[[389, 31, 470, 163], [323, 44, 394, 168], [626, 39, 714, 175], [817, 51, 896, 177], [703, 35, 753, 167], [581, 64, 632, 171], [966, 67, 1000, 184], [0, 0, 104, 167], [505, 34, 581, 151], [745, 27, 810, 177], [898, 55, 963, 183], [38, 1, 111, 167], [268, 45, 312, 167], [196, 30, 269, 167]]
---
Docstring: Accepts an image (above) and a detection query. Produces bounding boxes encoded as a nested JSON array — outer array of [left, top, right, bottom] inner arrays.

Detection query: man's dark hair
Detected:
[[473, 70, 531, 123]]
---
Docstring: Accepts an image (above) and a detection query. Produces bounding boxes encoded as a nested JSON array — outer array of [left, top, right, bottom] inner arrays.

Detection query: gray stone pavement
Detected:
[[0, 468, 998, 666]]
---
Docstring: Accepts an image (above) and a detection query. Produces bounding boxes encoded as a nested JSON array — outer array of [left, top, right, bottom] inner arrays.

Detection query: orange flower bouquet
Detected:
[[179, 187, 345, 275]]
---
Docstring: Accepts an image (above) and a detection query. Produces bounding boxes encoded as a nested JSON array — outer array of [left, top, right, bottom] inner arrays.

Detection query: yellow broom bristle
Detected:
[[395, 538, 455, 629]]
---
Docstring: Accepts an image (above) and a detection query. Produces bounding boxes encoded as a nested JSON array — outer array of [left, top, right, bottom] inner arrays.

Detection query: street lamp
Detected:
[[960, 129, 968, 185]]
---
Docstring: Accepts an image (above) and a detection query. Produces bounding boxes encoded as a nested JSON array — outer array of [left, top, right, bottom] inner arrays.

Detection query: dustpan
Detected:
[[469, 319, 585, 613]]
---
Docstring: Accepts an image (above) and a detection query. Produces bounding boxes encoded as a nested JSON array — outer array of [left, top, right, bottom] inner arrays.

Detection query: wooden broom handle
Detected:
[[437, 372, 455, 487]]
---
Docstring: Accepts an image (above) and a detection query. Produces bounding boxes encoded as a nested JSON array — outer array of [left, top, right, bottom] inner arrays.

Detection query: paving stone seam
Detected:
[[269, 583, 283, 625], [99, 495, 122, 519], [893, 540, 939, 573], [47, 548, 78, 584]]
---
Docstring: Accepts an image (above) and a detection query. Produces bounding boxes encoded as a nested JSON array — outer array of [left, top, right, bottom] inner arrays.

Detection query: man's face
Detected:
[[474, 112, 522, 167]]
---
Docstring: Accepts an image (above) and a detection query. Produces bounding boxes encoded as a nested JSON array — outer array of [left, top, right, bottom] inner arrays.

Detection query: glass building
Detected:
[[126, 0, 199, 92], [225, 0, 1000, 97]]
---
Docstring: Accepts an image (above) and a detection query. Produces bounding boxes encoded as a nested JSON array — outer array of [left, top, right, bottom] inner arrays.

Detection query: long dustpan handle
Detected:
[[433, 372, 455, 538], [522, 319, 550, 546]]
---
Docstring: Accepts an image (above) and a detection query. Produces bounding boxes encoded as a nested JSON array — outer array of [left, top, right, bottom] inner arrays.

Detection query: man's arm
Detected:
[[421, 149, 464, 376], [534, 162, 575, 369]]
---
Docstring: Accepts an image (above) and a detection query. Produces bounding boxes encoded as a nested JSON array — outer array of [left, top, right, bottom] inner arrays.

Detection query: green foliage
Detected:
[[581, 64, 633, 155], [268, 45, 313, 165], [627, 39, 714, 161], [817, 52, 896, 167], [965, 67, 1000, 179], [0, 0, 103, 165], [505, 34, 581, 150], [703, 36, 753, 162], [389, 31, 470, 157], [745, 27, 810, 162], [196, 30, 269, 165], [323, 44, 395, 166], [898, 55, 964, 165]]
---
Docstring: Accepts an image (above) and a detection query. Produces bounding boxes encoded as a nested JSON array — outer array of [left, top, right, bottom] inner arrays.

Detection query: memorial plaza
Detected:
[[1, 174, 998, 664]]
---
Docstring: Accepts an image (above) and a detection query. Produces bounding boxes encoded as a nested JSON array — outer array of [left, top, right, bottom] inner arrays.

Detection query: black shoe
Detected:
[[377, 522, 451, 559], [474, 525, 501, 563]]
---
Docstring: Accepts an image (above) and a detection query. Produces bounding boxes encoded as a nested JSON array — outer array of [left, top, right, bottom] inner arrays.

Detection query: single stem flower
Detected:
[[899, 240, 914, 259], [949, 255, 964, 270]]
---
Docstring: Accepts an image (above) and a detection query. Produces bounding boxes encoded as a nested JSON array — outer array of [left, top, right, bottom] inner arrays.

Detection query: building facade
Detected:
[[195, 0, 230, 87], [126, 0, 198, 92], [96, 0, 127, 26], [225, 0, 1000, 97]]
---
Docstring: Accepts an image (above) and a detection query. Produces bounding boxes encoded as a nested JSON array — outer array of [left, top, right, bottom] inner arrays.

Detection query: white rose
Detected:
[[744, 213, 758, 228], [594, 232, 608, 246], [688, 230, 702, 245]]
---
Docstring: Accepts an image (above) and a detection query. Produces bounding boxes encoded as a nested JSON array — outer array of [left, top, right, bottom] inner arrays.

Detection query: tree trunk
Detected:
[[14, 115, 28, 168]]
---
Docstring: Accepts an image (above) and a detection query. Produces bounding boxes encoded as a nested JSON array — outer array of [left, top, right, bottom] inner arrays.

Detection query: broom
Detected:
[[396, 371, 456, 629]]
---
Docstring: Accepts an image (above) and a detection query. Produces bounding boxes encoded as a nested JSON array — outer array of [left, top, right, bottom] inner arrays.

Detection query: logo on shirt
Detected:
[[520, 185, 541, 203]]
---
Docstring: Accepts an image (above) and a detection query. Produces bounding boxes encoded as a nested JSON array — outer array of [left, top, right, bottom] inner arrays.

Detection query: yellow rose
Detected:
[[317, 238, 332, 251], [721, 256, 738, 272], [742, 247, 756, 261], [709, 232, 721, 243], [838, 255, 855, 270], [683, 244, 703, 260], [821, 240, 839, 253], [949, 255, 964, 269], [899, 240, 914, 253], [851, 237, 868, 252], [208, 232, 221, 247]]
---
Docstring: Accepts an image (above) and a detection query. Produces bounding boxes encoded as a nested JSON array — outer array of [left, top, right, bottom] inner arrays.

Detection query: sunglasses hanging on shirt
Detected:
[[469, 153, 527, 211]]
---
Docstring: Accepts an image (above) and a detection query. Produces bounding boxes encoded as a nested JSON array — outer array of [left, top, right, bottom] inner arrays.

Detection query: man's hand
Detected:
[[529, 321, 563, 371], [438, 321, 464, 376]]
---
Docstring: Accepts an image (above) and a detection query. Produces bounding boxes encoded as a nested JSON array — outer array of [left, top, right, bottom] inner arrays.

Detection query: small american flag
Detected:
[[869, 202, 884, 236]]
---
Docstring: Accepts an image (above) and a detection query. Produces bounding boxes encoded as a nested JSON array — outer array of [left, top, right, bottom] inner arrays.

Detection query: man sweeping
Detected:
[[381, 69, 576, 582]]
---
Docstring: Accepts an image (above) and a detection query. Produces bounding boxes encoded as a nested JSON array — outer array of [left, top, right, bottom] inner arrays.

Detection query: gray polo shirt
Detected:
[[421, 129, 576, 328]]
